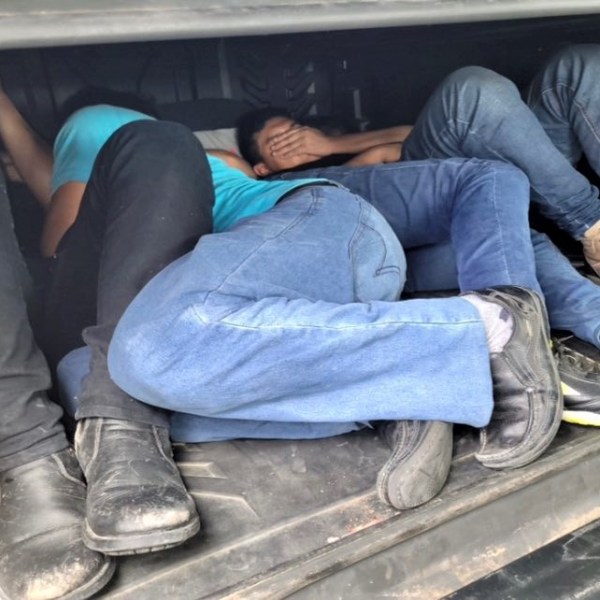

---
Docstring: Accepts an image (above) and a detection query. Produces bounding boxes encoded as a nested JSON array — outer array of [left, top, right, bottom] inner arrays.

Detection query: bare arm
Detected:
[[0, 91, 54, 208], [40, 182, 86, 257], [269, 124, 413, 160], [344, 143, 403, 167]]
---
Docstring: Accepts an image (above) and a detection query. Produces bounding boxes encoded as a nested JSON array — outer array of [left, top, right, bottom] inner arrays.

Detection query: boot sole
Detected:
[[82, 513, 201, 556], [376, 421, 453, 510]]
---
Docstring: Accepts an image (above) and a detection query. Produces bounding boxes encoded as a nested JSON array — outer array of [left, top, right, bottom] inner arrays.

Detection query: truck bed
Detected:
[[3, 7, 600, 599], [97, 425, 600, 598]]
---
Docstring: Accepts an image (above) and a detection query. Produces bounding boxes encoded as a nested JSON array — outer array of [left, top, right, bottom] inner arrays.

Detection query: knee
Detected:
[[471, 158, 530, 192], [495, 161, 529, 187], [103, 120, 204, 163], [442, 66, 521, 113], [543, 44, 600, 79], [547, 44, 600, 66]]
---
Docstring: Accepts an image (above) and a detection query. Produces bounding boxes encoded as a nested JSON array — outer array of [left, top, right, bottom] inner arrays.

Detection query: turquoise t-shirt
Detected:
[[51, 104, 154, 193], [52, 105, 329, 232], [209, 155, 328, 232]]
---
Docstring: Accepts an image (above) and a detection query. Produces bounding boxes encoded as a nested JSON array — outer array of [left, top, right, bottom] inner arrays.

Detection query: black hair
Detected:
[[58, 86, 159, 127], [236, 106, 292, 166]]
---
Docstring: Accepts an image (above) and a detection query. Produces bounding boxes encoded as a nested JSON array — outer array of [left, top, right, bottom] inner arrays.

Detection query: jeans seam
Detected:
[[489, 167, 513, 287], [213, 318, 482, 331]]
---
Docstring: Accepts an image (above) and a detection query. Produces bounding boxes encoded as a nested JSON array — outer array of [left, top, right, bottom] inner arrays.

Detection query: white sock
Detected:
[[463, 294, 514, 354]]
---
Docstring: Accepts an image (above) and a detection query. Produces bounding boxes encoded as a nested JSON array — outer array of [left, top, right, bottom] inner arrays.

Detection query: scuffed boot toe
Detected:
[[83, 483, 200, 554], [0, 527, 113, 600], [0, 449, 115, 600], [76, 417, 200, 555]]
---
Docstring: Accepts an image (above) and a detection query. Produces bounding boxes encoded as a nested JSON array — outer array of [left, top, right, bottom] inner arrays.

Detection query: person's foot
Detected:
[[0, 448, 115, 600], [554, 332, 600, 415], [467, 286, 562, 470], [376, 420, 453, 510], [75, 417, 200, 555]]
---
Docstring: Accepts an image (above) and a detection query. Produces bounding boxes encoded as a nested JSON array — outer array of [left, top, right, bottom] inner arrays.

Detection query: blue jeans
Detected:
[[109, 160, 540, 442], [527, 44, 600, 179], [292, 48, 600, 347], [279, 159, 539, 294], [397, 233, 600, 346], [403, 60, 600, 239], [399, 46, 600, 346]]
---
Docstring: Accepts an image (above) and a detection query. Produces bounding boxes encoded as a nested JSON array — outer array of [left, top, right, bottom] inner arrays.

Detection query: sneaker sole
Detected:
[[563, 409, 600, 427]]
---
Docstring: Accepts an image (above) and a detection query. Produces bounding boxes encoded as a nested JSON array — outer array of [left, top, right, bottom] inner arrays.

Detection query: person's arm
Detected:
[[268, 124, 413, 160], [344, 142, 403, 167], [40, 182, 86, 257], [0, 91, 54, 208]]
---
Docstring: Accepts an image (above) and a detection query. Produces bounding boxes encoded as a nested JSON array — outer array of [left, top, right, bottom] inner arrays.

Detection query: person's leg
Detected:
[[0, 179, 114, 599], [402, 230, 600, 350], [0, 179, 66, 469], [110, 185, 561, 471], [51, 120, 213, 426], [279, 158, 540, 294], [111, 186, 479, 510], [527, 44, 600, 272], [401, 230, 600, 417], [404, 242, 459, 293], [401, 66, 600, 241], [110, 187, 492, 426], [527, 44, 600, 176], [531, 229, 600, 345], [49, 120, 214, 555]]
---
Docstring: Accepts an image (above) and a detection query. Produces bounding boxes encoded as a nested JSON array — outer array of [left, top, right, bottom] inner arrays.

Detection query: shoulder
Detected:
[[56, 104, 154, 146], [54, 104, 154, 157], [65, 104, 152, 126]]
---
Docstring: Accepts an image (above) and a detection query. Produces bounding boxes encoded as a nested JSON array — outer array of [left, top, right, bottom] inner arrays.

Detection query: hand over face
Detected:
[[268, 124, 333, 159], [254, 116, 326, 174]]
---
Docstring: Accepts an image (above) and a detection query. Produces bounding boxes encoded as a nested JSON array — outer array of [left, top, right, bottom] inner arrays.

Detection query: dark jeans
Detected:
[[45, 120, 214, 427], [0, 172, 68, 472]]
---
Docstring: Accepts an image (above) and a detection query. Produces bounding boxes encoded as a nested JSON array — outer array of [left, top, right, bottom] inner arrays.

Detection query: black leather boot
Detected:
[[75, 417, 200, 555], [376, 420, 453, 510], [469, 286, 562, 469], [0, 448, 115, 600]]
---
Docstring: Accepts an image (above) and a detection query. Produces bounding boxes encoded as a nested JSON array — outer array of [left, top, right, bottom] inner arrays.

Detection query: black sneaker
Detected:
[[554, 332, 600, 420], [376, 420, 453, 510]]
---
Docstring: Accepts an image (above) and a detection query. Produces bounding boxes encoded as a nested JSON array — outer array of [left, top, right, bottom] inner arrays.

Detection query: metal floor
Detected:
[[94, 423, 600, 599], [448, 511, 600, 599]]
